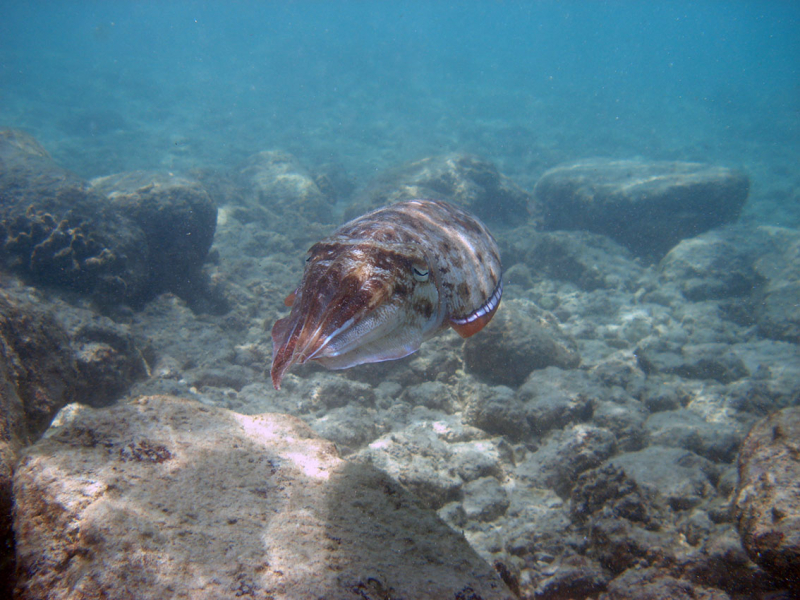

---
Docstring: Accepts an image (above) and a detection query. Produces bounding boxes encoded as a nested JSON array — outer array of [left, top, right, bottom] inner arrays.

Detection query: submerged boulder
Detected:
[[734, 407, 800, 591], [463, 298, 580, 387], [0, 129, 149, 302], [659, 224, 800, 343], [607, 446, 719, 512], [751, 227, 800, 344], [658, 227, 763, 301], [502, 226, 645, 292], [0, 290, 80, 595], [236, 150, 334, 225], [67, 316, 149, 408], [352, 153, 532, 226], [13, 395, 512, 600], [0, 130, 218, 305], [636, 340, 750, 384], [90, 170, 217, 297], [533, 158, 749, 259], [600, 567, 734, 600]]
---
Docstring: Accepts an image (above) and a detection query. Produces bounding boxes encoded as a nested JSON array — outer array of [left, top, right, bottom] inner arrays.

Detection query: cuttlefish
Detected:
[[270, 198, 502, 389]]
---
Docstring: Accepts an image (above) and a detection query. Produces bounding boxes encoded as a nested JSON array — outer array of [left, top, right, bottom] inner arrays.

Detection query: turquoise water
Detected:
[[1, 1, 798, 223], [2, 4, 800, 596]]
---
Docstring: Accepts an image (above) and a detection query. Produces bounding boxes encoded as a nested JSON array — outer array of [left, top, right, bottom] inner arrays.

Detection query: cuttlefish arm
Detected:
[[271, 239, 439, 389]]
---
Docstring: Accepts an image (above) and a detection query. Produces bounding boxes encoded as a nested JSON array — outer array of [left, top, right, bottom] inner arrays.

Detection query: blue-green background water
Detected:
[[1, 1, 798, 224]]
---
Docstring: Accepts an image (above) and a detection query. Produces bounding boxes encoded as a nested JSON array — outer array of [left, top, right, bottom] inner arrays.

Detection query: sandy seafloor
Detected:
[[1, 1, 799, 598]]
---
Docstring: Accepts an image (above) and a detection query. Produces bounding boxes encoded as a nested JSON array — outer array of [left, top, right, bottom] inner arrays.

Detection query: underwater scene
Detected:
[[1, 1, 799, 598]]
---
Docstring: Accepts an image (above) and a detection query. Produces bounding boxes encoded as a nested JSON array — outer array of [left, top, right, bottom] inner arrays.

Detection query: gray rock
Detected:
[[0, 290, 80, 594], [236, 150, 333, 225], [356, 428, 464, 510], [752, 227, 800, 343], [660, 298, 745, 348], [46, 306, 148, 407], [756, 279, 800, 344], [304, 375, 377, 410], [502, 227, 645, 292], [351, 153, 532, 226], [12, 396, 513, 600], [308, 404, 379, 455], [733, 407, 800, 591], [462, 477, 510, 522], [449, 439, 508, 482], [637, 339, 749, 384], [592, 396, 648, 452], [502, 262, 533, 290], [678, 508, 715, 546], [499, 487, 570, 561], [233, 381, 313, 416], [401, 380, 456, 412], [90, 170, 217, 300], [0, 292, 80, 440], [683, 344, 750, 383], [724, 375, 800, 418], [462, 382, 531, 441], [608, 446, 719, 511], [0, 131, 219, 307], [517, 367, 596, 436], [463, 299, 580, 387], [646, 409, 742, 463], [592, 514, 680, 577], [591, 353, 648, 398], [600, 567, 732, 600], [0, 129, 149, 302], [655, 225, 800, 343], [516, 424, 618, 498], [353, 414, 511, 511], [130, 293, 240, 387], [534, 158, 749, 259], [570, 464, 656, 527], [191, 364, 256, 392], [532, 555, 609, 600], [658, 227, 763, 301], [568, 466, 770, 599], [680, 525, 771, 599], [641, 375, 693, 413], [569, 464, 683, 577]]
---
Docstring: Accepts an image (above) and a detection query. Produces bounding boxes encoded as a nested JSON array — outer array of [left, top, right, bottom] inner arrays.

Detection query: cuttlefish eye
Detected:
[[412, 264, 429, 282]]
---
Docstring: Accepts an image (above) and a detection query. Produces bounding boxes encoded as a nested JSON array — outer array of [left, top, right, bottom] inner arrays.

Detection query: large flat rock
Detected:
[[12, 395, 512, 600], [533, 158, 749, 259]]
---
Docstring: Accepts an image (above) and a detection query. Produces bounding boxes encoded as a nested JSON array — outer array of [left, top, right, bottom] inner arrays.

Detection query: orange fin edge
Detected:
[[449, 302, 499, 338]]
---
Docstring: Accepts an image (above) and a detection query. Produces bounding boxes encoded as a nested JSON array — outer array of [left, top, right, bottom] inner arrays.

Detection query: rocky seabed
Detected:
[[1, 129, 798, 598]]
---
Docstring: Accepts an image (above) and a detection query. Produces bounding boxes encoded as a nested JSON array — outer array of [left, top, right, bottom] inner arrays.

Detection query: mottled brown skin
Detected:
[[271, 199, 502, 389]]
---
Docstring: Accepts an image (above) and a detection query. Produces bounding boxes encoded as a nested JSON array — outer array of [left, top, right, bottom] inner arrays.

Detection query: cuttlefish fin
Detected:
[[284, 290, 297, 307], [449, 279, 502, 338], [450, 310, 496, 338]]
